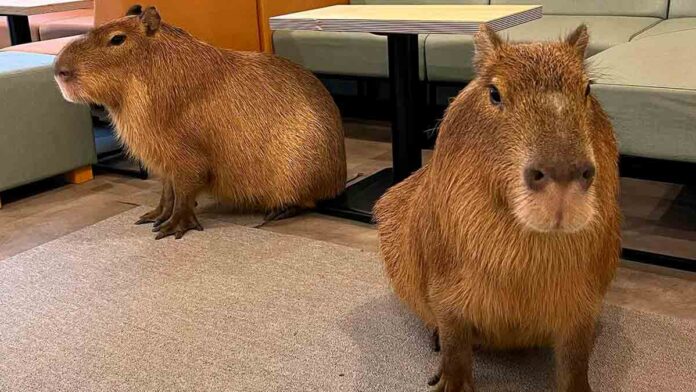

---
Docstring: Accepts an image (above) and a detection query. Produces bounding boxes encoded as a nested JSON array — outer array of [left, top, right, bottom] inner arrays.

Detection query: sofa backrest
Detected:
[[350, 1, 490, 5], [489, 0, 668, 18], [668, 0, 696, 18]]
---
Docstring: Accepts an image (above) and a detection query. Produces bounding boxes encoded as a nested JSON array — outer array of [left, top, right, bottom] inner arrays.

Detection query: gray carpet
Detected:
[[0, 207, 694, 392]]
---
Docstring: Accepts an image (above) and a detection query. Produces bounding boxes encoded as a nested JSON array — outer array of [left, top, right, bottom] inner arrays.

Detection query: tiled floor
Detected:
[[0, 120, 694, 321]]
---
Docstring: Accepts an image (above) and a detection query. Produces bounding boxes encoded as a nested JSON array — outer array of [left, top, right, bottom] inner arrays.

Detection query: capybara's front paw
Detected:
[[135, 208, 161, 225], [153, 212, 203, 240], [428, 372, 474, 392]]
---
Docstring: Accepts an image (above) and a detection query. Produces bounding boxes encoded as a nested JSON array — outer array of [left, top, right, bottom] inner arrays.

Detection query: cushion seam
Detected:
[[629, 19, 665, 40], [595, 82, 696, 92], [635, 26, 696, 40]]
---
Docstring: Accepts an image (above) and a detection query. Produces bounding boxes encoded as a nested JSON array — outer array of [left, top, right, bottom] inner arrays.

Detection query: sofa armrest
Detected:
[[1, 36, 81, 55], [257, 0, 349, 53]]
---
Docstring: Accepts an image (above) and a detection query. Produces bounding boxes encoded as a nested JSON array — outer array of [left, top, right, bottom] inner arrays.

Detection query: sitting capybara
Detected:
[[375, 25, 620, 392], [54, 5, 346, 239]]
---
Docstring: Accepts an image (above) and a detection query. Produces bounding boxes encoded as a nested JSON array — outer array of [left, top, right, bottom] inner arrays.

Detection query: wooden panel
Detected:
[[270, 4, 542, 34], [64, 166, 94, 185], [0, 0, 92, 16], [93, 0, 121, 26], [93, 0, 261, 51], [257, 0, 349, 53]]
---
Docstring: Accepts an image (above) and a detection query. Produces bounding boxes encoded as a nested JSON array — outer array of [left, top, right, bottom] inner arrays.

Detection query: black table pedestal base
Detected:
[[621, 248, 695, 272], [316, 33, 422, 223], [95, 151, 149, 179], [317, 168, 393, 223]]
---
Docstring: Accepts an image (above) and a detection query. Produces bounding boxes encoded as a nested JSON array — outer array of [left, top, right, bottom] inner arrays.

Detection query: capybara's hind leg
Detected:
[[136, 179, 173, 225], [152, 180, 175, 227], [555, 323, 595, 392], [263, 207, 301, 222], [154, 177, 204, 240], [263, 200, 314, 222], [430, 319, 474, 392]]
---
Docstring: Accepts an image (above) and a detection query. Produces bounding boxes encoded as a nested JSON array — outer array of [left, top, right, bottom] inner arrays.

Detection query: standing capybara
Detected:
[[375, 25, 620, 392], [54, 5, 346, 239]]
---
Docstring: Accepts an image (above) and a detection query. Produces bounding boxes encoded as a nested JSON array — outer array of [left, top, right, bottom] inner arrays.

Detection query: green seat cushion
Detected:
[[589, 30, 696, 162], [0, 52, 95, 192], [423, 34, 476, 82], [425, 15, 660, 82], [273, 30, 426, 79], [632, 18, 696, 40], [668, 0, 696, 18]]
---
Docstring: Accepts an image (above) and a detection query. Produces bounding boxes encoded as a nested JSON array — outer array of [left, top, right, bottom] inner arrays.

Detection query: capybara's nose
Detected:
[[524, 162, 595, 191], [575, 162, 596, 191], [55, 66, 74, 81]]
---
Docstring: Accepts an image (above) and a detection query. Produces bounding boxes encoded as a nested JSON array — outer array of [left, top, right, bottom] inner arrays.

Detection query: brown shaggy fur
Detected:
[[54, 6, 346, 239], [374, 25, 620, 392]]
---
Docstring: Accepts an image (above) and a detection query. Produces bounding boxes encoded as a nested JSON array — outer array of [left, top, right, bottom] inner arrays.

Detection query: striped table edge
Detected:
[[270, 6, 542, 35]]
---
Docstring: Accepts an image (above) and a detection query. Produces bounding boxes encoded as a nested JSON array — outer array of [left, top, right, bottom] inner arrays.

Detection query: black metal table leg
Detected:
[[621, 248, 695, 272], [318, 33, 422, 223], [387, 33, 422, 181], [7, 15, 32, 45]]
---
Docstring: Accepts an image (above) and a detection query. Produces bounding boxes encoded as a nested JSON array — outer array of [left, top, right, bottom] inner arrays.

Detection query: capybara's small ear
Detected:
[[565, 24, 589, 59], [126, 4, 142, 16], [140, 6, 161, 36], [473, 24, 503, 73]]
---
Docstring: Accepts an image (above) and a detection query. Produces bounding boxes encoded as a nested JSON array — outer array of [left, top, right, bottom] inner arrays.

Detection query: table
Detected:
[[271, 5, 542, 222], [0, 0, 93, 45]]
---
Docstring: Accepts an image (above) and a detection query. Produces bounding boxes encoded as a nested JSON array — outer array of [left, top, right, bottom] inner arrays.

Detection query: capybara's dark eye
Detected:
[[489, 85, 502, 106], [110, 34, 127, 46], [585, 82, 592, 97]]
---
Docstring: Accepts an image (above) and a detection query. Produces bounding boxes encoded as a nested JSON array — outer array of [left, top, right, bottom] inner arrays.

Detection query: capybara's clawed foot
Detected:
[[150, 210, 175, 230], [264, 207, 301, 222], [154, 211, 203, 240], [428, 372, 441, 386], [135, 208, 161, 225], [152, 213, 171, 230], [432, 329, 441, 352], [429, 372, 474, 392]]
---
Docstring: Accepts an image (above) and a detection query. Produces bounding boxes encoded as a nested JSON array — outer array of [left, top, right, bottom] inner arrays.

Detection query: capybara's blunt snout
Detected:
[[524, 160, 596, 192]]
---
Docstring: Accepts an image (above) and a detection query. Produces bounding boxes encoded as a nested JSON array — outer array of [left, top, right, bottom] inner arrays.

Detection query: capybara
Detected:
[[375, 25, 620, 392], [54, 5, 346, 239]]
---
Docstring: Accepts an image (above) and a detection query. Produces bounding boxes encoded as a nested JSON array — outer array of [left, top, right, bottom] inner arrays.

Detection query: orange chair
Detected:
[[38, 9, 94, 41], [95, 0, 262, 51]]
